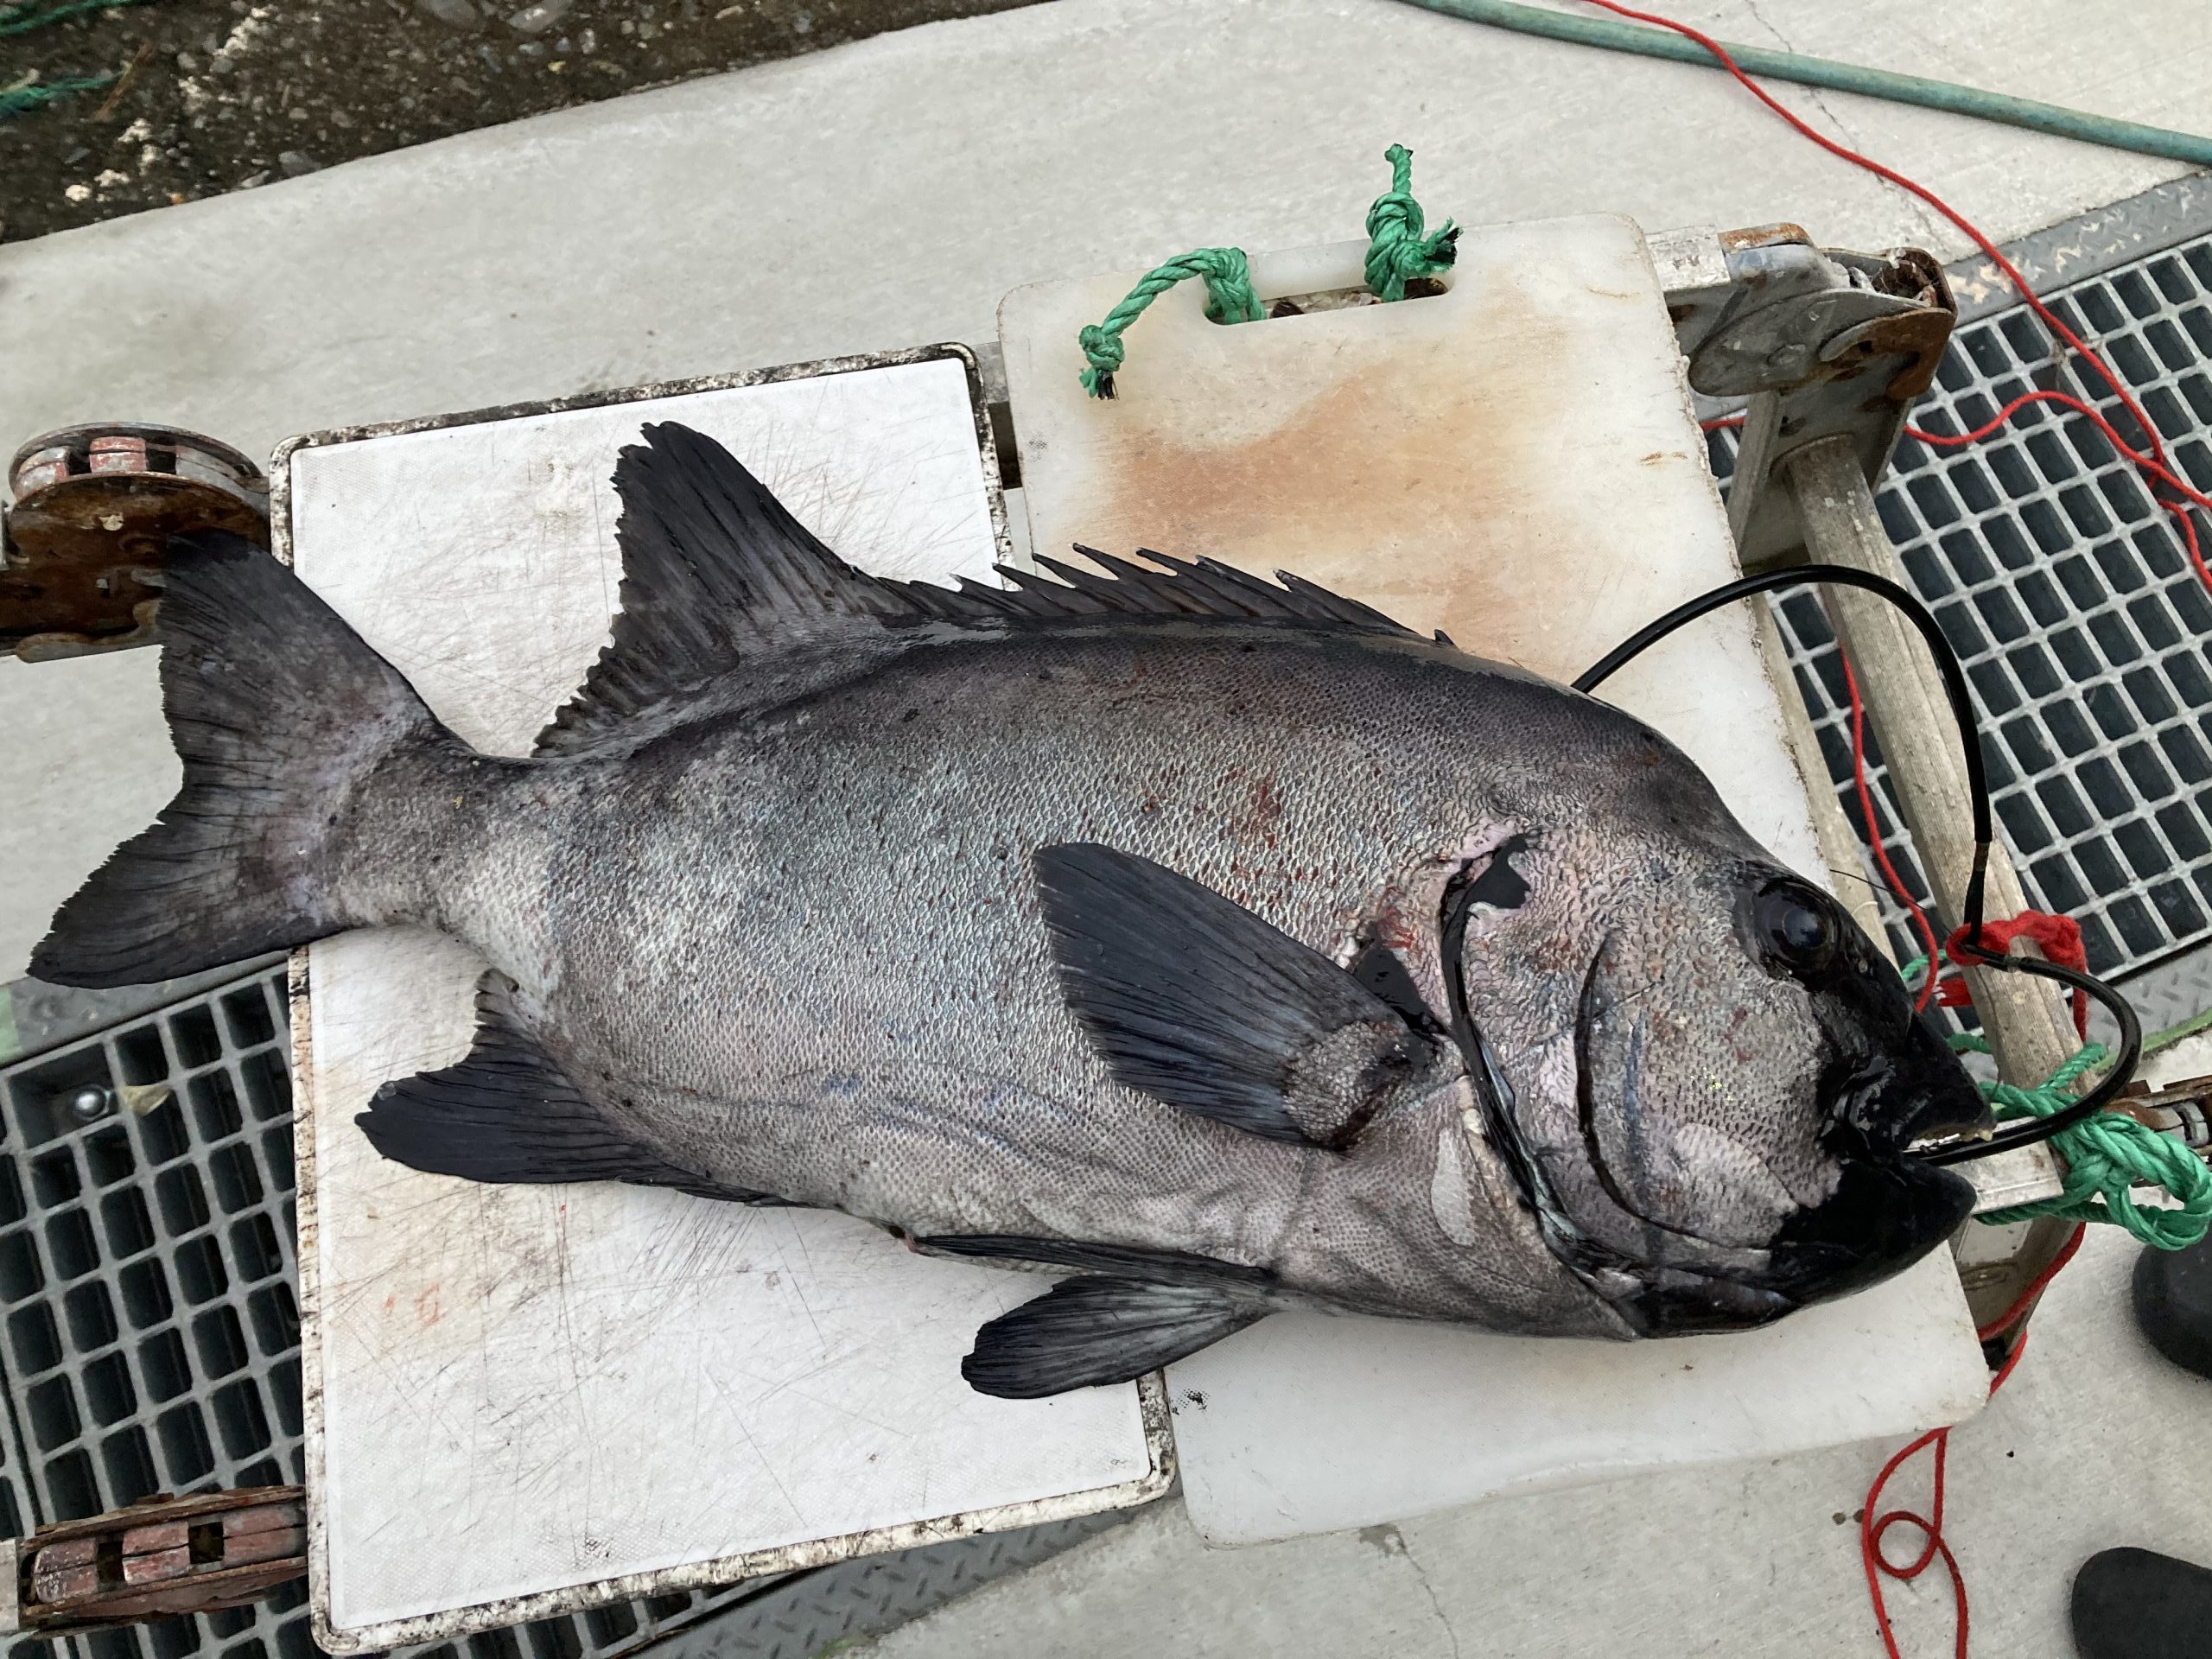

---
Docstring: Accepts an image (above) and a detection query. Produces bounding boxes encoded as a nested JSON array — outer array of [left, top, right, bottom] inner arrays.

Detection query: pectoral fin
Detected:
[[963, 1278, 1269, 1399], [1033, 843, 1448, 1149]]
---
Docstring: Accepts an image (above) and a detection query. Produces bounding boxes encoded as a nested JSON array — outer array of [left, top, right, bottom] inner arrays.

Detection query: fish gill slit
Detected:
[[1438, 856, 1544, 1219], [1573, 936, 1708, 1246]]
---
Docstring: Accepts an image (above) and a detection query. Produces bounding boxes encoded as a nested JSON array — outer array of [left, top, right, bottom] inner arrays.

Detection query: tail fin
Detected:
[[31, 533, 458, 988]]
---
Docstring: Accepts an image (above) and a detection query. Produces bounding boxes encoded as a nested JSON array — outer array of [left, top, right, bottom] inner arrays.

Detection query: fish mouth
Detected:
[[1824, 1033, 1992, 1152], [1617, 1148, 1975, 1335], [1443, 917, 1981, 1338], [1567, 1032, 1981, 1337]]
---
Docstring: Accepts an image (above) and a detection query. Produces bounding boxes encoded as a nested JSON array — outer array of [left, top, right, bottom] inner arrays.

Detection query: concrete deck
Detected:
[[5, 3, 2210, 1652]]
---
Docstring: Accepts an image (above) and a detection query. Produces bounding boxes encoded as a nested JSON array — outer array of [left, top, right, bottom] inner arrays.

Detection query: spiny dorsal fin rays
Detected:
[[995, 566, 1113, 613], [533, 423, 1427, 757], [536, 421, 905, 754], [1131, 550, 1283, 619]]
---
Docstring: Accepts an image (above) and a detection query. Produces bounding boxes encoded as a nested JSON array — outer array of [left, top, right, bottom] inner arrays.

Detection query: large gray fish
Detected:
[[35, 423, 1988, 1397]]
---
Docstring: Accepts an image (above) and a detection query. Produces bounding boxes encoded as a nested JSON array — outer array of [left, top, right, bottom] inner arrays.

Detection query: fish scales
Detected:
[[411, 626, 1635, 1329]]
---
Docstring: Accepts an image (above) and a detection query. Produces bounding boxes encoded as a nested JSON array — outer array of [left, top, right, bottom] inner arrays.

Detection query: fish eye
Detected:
[[1753, 881, 1837, 971]]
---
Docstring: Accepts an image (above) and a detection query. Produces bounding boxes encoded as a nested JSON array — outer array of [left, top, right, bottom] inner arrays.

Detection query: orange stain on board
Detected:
[[1089, 272, 1584, 675]]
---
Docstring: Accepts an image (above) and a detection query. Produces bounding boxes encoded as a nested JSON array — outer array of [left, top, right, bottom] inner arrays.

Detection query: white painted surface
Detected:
[[286, 361, 1001, 756], [2145, 1030, 2212, 1090], [290, 362, 1154, 1643], [1166, 1252, 1982, 1544], [1001, 214, 1985, 1545], [1001, 217, 1828, 876], [3, 1, 2207, 1650]]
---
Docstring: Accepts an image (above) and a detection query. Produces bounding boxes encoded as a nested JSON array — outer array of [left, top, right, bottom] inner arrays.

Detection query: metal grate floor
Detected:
[[1713, 232, 2212, 981], [8, 187, 2212, 1659]]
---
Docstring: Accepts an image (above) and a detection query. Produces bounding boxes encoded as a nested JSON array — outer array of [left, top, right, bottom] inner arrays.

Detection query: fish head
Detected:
[[1450, 756, 1989, 1337]]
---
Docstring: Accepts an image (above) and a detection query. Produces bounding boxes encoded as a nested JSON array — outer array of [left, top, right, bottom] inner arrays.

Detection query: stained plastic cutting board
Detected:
[[998, 215, 1988, 1547], [285, 356, 1165, 1650]]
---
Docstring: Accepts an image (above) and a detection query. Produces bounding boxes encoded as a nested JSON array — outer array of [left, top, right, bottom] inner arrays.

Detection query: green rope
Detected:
[[1076, 143, 1457, 398], [1958, 1034, 2212, 1249], [0, 69, 113, 118], [2145, 1005, 2212, 1055], [1363, 143, 1459, 302], [0, 0, 147, 36], [1077, 247, 1262, 399]]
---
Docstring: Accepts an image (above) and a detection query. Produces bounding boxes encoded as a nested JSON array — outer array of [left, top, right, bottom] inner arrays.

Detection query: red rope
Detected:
[[1837, 650, 1942, 1011], [1619, 0, 2212, 601], [1838, 639, 2087, 1038], [1700, 402, 2212, 595], [1974, 1222, 2088, 1344], [1942, 912, 2091, 1039], [1564, 7, 2160, 1653], [1859, 1325, 2050, 1659]]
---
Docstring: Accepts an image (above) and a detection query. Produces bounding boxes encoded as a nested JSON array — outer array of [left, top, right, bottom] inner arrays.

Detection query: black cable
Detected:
[[1919, 950, 2142, 1162], [1573, 563, 1993, 931], [1574, 563, 2139, 1166]]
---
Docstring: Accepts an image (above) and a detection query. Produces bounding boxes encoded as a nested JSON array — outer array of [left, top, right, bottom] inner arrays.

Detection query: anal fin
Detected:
[[356, 971, 772, 1203], [962, 1278, 1269, 1399]]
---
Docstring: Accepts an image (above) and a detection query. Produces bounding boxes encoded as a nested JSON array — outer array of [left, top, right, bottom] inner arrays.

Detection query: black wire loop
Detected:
[[1576, 563, 2140, 1166]]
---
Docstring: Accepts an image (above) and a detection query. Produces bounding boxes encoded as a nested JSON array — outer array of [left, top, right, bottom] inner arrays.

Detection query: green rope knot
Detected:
[[1077, 246, 1262, 399], [1363, 143, 1460, 302], [1959, 1034, 2212, 1249], [1074, 141, 1457, 398], [0, 68, 113, 120]]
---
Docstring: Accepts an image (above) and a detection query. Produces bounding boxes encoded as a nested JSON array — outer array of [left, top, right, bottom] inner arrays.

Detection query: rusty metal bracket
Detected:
[[2, 423, 269, 663], [1654, 224, 1954, 570], [2, 1487, 305, 1637], [2117, 1070, 2212, 1153]]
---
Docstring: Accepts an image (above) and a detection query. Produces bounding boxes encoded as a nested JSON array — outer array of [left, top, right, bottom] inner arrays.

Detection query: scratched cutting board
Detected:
[[284, 354, 1166, 1651], [998, 215, 1988, 1546]]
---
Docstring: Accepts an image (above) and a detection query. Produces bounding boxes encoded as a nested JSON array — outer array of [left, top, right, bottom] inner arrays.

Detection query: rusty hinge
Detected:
[[3, 423, 269, 663], [2114, 1071, 2212, 1151], [3, 1487, 305, 1637]]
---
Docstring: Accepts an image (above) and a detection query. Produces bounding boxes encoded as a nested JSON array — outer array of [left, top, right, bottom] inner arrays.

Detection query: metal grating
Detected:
[[1712, 235, 2212, 981], [0, 969, 305, 1659], [0, 969, 770, 1659], [642, 1510, 1130, 1659]]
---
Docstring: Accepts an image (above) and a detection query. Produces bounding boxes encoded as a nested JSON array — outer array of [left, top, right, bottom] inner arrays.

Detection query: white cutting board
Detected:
[[284, 355, 1165, 1650], [998, 213, 1988, 1546]]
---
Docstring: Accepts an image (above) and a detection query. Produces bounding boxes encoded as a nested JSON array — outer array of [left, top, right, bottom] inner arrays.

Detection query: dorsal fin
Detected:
[[536, 423, 1425, 756], [879, 547, 1421, 639], [535, 422, 910, 754]]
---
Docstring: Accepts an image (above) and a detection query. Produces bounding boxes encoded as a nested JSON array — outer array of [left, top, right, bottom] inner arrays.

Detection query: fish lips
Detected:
[[1595, 1030, 1989, 1337], [1820, 1005, 1993, 1152], [1467, 901, 1990, 1337], [1557, 1026, 1991, 1336], [1613, 1152, 1976, 1336]]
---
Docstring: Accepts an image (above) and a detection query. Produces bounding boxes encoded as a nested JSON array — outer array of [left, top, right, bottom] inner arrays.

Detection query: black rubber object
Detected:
[[2071, 1547, 2212, 1658], [2133, 1236, 2212, 1381]]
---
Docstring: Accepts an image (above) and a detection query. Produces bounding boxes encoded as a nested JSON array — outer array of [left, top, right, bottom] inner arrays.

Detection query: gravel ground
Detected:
[[0, 0, 1038, 242]]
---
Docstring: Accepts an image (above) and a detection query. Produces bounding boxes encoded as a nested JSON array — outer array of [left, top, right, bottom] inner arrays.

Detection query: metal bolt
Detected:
[[67, 1084, 113, 1123]]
